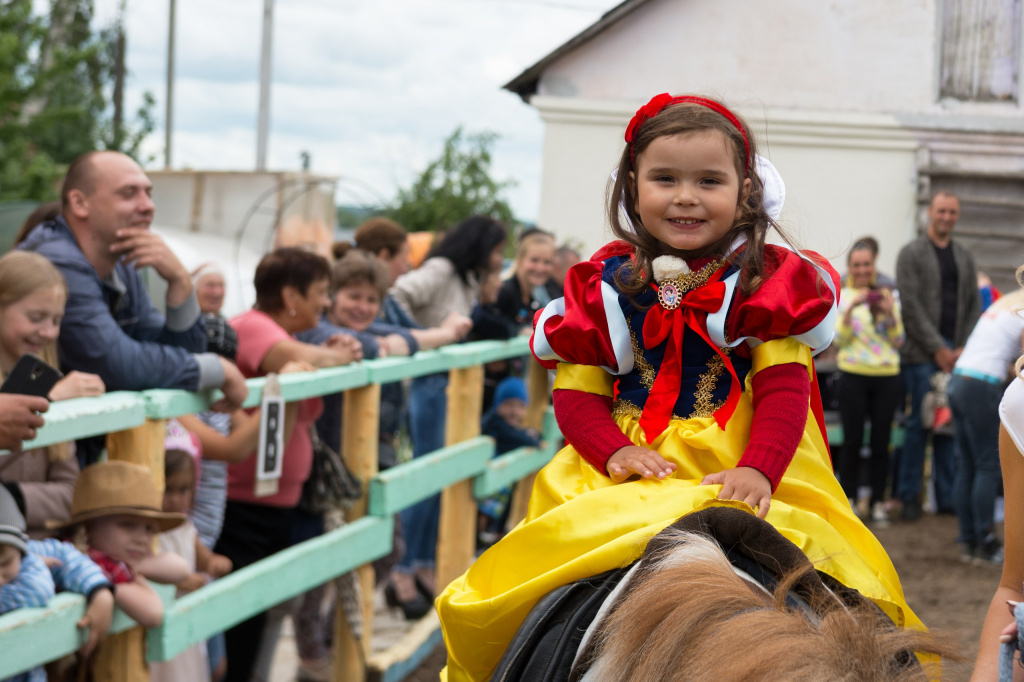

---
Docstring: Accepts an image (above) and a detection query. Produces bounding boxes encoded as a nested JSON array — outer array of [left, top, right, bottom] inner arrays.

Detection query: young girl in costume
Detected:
[[437, 94, 924, 681]]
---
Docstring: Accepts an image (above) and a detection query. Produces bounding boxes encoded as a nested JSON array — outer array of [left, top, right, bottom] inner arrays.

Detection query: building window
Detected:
[[940, 0, 1021, 102]]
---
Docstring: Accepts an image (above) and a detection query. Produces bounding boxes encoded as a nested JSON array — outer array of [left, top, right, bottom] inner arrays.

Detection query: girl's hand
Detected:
[[606, 445, 677, 483], [701, 466, 772, 519], [440, 312, 473, 342], [77, 587, 114, 657], [49, 371, 106, 401], [176, 572, 209, 595], [205, 553, 232, 578]]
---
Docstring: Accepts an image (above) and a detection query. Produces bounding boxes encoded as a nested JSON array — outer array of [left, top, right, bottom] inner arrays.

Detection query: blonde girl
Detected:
[[0, 251, 105, 535], [496, 230, 557, 330]]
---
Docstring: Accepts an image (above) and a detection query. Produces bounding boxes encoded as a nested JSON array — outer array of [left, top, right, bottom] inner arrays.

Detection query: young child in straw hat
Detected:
[[52, 460, 191, 681], [0, 486, 114, 682]]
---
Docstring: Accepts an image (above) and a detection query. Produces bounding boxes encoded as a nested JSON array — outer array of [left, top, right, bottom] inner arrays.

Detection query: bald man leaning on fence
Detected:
[[17, 152, 247, 412]]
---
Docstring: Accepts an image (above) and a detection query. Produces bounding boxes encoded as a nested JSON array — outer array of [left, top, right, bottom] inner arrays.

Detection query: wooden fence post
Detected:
[[435, 365, 485, 592], [97, 419, 167, 682], [106, 419, 168, 493], [506, 360, 550, 529], [333, 384, 380, 682]]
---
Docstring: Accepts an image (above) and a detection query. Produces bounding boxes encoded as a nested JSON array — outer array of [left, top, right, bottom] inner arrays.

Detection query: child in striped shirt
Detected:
[[0, 486, 114, 682]]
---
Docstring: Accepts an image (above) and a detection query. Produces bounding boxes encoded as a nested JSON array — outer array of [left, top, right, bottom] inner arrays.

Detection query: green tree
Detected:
[[388, 127, 516, 232], [0, 0, 154, 202]]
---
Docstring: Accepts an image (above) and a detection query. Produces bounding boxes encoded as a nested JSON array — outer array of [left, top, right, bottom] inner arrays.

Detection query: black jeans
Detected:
[[214, 501, 295, 682], [837, 371, 902, 504]]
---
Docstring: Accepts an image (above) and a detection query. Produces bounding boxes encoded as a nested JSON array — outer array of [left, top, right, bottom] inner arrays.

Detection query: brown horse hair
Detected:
[[580, 531, 962, 681]]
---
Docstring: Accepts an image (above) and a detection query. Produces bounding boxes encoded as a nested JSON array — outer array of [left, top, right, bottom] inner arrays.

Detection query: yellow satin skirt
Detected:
[[437, 397, 921, 682]]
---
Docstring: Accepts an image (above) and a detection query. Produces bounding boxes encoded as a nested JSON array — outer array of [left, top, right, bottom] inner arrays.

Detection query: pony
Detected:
[[493, 506, 961, 682]]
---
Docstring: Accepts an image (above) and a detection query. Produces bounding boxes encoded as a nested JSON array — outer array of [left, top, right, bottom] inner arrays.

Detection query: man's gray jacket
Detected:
[[895, 233, 981, 365]]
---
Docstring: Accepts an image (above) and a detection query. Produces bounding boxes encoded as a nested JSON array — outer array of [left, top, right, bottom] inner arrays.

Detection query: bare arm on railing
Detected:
[[408, 312, 473, 351], [178, 361, 311, 463], [113, 576, 164, 628], [261, 335, 362, 370]]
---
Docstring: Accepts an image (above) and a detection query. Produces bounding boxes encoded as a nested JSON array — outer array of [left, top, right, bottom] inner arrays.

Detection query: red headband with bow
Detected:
[[625, 93, 750, 175]]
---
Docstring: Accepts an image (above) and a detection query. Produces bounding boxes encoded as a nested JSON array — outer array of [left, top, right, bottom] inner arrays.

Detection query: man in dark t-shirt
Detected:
[[895, 192, 981, 520]]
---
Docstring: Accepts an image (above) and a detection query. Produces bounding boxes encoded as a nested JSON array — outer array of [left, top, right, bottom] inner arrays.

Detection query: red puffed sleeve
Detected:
[[724, 245, 839, 351], [531, 242, 635, 374]]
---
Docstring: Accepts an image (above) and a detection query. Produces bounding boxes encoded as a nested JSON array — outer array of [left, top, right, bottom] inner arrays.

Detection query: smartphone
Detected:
[[0, 354, 63, 399], [866, 289, 883, 304]]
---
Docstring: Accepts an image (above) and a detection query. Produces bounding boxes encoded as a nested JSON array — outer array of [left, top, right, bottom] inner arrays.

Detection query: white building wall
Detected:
[[538, 0, 946, 114]]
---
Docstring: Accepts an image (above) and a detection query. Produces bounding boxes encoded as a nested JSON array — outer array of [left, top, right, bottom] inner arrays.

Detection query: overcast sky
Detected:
[[81, 0, 619, 222]]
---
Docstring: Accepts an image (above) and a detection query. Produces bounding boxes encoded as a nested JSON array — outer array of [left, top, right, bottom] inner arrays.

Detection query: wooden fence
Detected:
[[0, 336, 558, 682]]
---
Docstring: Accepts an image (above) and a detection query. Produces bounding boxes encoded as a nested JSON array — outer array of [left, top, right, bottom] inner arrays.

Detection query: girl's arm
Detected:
[[135, 552, 191, 585], [410, 312, 473, 350], [552, 389, 633, 473], [702, 362, 809, 520], [114, 576, 164, 628], [733, 363, 809, 489], [178, 402, 300, 463], [551, 388, 675, 480], [194, 537, 232, 579], [971, 424, 1024, 681]]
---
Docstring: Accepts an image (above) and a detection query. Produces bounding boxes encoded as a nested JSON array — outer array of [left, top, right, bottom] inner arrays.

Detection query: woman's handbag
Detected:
[[299, 426, 363, 514]]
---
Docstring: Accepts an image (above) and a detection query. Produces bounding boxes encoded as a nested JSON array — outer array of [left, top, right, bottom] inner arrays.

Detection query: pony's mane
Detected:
[[578, 531, 961, 682]]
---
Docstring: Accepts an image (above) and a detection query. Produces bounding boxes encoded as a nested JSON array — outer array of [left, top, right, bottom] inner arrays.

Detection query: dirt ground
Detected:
[[874, 512, 1001, 681], [408, 512, 1000, 682]]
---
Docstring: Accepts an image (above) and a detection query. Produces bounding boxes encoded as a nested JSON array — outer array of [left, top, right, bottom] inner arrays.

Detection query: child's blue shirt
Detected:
[[0, 539, 112, 682]]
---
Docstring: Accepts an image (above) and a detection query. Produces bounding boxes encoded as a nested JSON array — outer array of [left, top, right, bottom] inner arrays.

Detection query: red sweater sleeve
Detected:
[[736, 362, 810, 492], [552, 389, 633, 474]]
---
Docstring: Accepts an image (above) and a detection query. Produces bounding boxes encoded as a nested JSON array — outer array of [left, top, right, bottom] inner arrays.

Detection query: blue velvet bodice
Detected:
[[602, 255, 753, 420]]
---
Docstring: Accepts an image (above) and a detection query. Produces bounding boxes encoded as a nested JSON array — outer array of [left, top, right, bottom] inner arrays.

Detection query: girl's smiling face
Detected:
[[631, 130, 750, 256], [517, 243, 555, 289], [329, 281, 382, 333], [0, 285, 66, 374]]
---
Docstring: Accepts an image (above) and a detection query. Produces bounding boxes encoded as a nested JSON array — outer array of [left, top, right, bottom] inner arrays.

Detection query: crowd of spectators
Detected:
[[0, 150, 576, 681]]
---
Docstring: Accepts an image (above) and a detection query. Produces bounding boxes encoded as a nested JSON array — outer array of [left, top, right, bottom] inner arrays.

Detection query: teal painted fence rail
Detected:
[[0, 336, 563, 678]]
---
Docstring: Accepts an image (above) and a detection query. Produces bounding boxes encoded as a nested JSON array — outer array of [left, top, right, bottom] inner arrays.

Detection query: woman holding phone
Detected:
[[834, 240, 904, 525], [0, 250, 105, 536]]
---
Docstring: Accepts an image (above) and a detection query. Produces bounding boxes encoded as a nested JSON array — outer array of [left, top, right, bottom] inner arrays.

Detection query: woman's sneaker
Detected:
[[871, 502, 890, 528]]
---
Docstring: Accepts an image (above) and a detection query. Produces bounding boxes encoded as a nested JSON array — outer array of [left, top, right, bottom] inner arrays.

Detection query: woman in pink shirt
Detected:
[[216, 248, 362, 682]]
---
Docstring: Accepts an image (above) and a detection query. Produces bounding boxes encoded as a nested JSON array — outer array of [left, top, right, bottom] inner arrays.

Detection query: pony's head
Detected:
[[577, 530, 961, 681]]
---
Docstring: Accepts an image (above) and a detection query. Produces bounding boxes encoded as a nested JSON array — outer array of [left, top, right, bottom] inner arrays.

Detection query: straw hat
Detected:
[[48, 461, 186, 532]]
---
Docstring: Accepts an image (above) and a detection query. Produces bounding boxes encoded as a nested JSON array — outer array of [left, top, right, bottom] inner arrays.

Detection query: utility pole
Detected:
[[256, 0, 274, 171], [165, 0, 176, 169], [112, 25, 125, 149]]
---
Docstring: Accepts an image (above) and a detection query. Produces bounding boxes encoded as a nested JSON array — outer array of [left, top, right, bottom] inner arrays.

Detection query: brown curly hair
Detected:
[[608, 97, 798, 299]]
